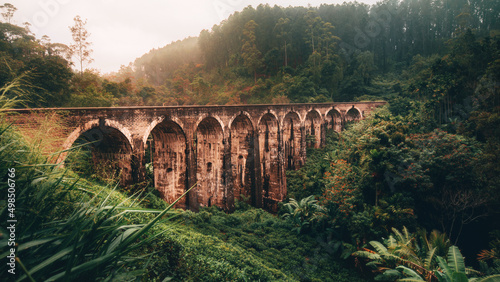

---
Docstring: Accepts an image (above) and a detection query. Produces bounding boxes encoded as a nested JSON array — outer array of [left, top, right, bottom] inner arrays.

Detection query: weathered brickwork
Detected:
[[5, 102, 385, 212]]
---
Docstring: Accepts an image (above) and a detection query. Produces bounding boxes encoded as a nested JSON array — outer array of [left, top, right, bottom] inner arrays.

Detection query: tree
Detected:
[[304, 10, 322, 55], [69, 16, 93, 74], [320, 21, 340, 59], [23, 56, 73, 107], [0, 3, 17, 24], [241, 20, 264, 84], [274, 17, 290, 67]]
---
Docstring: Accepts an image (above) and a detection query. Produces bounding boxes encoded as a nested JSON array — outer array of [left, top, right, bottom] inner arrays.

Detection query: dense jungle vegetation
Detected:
[[1, 0, 500, 281]]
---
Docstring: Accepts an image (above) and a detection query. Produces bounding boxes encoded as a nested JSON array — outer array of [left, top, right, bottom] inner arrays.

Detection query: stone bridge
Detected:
[[6, 102, 385, 211]]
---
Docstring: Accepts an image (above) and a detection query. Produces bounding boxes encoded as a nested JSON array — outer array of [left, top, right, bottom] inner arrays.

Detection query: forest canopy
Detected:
[[2, 0, 497, 107]]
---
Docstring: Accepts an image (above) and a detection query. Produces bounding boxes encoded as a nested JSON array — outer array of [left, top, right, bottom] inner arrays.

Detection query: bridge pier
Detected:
[[132, 140, 146, 185]]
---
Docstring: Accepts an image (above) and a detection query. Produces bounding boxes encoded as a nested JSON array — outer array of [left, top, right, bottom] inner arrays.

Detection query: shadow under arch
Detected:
[[345, 107, 362, 126], [282, 111, 302, 170], [326, 108, 342, 132], [230, 113, 256, 207], [305, 109, 322, 149], [61, 119, 134, 186], [258, 112, 281, 210], [195, 116, 224, 208], [147, 119, 188, 208]]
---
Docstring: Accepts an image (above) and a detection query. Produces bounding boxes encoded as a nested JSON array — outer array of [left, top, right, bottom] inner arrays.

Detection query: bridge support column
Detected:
[[320, 122, 327, 147], [299, 125, 306, 168], [131, 139, 146, 184], [253, 132, 263, 209], [223, 132, 234, 212], [187, 132, 199, 212]]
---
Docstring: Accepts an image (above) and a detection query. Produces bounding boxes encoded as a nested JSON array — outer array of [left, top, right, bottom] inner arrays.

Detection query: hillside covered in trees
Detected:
[[1, 0, 498, 108], [1, 0, 500, 281]]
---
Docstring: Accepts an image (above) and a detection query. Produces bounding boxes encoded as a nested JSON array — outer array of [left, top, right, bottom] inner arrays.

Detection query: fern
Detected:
[[370, 240, 390, 256]]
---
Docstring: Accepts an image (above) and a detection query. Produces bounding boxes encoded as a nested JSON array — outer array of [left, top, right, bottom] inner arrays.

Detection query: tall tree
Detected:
[[0, 3, 17, 24], [69, 16, 93, 74], [304, 10, 322, 54], [241, 20, 264, 84], [274, 17, 290, 67]]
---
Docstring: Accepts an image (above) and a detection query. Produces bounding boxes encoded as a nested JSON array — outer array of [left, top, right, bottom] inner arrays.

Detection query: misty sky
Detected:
[[8, 0, 379, 74]]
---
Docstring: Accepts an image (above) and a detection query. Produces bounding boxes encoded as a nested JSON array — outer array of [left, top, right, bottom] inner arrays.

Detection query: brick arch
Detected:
[[230, 113, 256, 206], [257, 109, 279, 128], [346, 106, 362, 121], [148, 119, 188, 207], [195, 116, 225, 208], [258, 112, 280, 210], [228, 111, 255, 131], [305, 109, 322, 149], [325, 108, 342, 132], [142, 116, 186, 147], [57, 119, 134, 185], [324, 107, 342, 121], [280, 111, 302, 130], [194, 114, 225, 136], [56, 119, 133, 164]]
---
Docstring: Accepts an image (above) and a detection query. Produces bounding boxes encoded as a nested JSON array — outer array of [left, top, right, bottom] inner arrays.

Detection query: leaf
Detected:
[[451, 272, 468, 282], [370, 240, 389, 256], [353, 250, 381, 260], [393, 227, 406, 244], [448, 246, 466, 273], [425, 246, 437, 269], [375, 269, 401, 281], [387, 235, 397, 248], [435, 271, 452, 282], [16, 237, 59, 252], [46, 252, 117, 281], [106, 227, 141, 255], [18, 247, 73, 280], [396, 265, 424, 280], [436, 256, 453, 282], [476, 274, 500, 282]]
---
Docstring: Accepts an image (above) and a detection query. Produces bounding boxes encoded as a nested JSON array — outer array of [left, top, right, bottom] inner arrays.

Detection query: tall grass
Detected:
[[0, 66, 32, 110]]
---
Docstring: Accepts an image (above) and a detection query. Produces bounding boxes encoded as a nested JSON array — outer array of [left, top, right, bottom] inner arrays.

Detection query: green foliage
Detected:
[[0, 21, 73, 108], [282, 195, 327, 234], [176, 206, 364, 281], [23, 56, 73, 107], [67, 69, 117, 107], [433, 246, 500, 282], [0, 66, 32, 109], [353, 228, 500, 282], [241, 20, 264, 84], [353, 227, 449, 281]]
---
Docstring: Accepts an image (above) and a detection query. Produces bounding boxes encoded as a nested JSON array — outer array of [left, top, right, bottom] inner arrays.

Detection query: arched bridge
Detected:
[[6, 102, 385, 211]]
